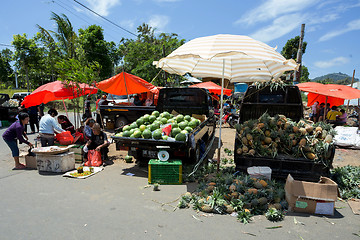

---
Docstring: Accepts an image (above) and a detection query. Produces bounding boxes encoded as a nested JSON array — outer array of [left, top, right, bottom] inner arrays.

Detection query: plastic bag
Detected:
[[56, 131, 74, 145], [84, 150, 102, 167]]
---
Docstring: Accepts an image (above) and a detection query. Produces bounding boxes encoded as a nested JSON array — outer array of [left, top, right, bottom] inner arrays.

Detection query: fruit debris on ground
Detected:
[[178, 168, 287, 223]]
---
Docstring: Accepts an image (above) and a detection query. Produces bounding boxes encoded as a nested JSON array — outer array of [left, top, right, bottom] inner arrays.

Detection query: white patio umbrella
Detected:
[[154, 34, 298, 168]]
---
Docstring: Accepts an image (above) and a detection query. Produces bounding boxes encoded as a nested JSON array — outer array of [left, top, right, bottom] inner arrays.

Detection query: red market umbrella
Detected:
[[96, 72, 159, 96], [296, 82, 360, 107], [22, 81, 98, 108], [189, 81, 232, 96]]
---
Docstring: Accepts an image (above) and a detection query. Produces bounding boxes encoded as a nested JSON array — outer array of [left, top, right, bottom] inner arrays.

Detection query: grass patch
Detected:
[[0, 89, 29, 97]]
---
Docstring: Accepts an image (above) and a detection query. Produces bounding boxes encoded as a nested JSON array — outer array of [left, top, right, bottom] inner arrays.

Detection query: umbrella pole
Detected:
[[217, 59, 225, 171], [62, 99, 69, 119], [323, 96, 328, 122], [123, 72, 131, 104]]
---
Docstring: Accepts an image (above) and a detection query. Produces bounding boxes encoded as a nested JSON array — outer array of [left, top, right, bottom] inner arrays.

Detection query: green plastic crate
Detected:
[[1, 120, 10, 128], [148, 159, 182, 185]]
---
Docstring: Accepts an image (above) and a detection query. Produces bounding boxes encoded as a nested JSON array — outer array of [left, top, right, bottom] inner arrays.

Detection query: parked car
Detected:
[[12, 92, 31, 102]]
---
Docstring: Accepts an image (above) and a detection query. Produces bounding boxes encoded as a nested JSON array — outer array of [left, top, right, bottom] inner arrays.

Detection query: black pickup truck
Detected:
[[234, 85, 334, 181], [100, 104, 155, 128], [0, 93, 18, 121], [112, 87, 216, 165]]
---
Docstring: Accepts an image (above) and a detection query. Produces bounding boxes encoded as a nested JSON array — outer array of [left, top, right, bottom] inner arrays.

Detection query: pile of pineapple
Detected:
[[235, 113, 335, 166], [178, 172, 286, 223]]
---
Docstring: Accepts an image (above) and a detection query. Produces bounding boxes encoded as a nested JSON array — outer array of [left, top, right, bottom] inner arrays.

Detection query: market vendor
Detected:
[[83, 123, 110, 165], [2, 112, 33, 169], [326, 106, 341, 124], [39, 109, 65, 147], [57, 115, 75, 134], [84, 118, 95, 141]]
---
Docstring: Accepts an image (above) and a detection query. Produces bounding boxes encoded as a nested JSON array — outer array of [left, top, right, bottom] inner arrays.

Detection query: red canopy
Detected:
[[22, 81, 98, 108], [96, 72, 159, 95], [189, 81, 232, 96], [296, 82, 360, 106]]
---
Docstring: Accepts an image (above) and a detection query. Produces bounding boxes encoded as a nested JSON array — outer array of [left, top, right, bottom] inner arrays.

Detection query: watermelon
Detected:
[[152, 129, 162, 140], [139, 125, 146, 132], [149, 115, 156, 123], [130, 122, 138, 129], [136, 118, 144, 126], [133, 130, 142, 138], [181, 129, 188, 135], [184, 115, 191, 122], [123, 130, 131, 137], [162, 135, 169, 140], [143, 114, 150, 122], [152, 110, 160, 117], [142, 129, 152, 139], [115, 132, 123, 137], [172, 123, 179, 129], [167, 119, 174, 124], [185, 126, 193, 133], [129, 129, 136, 135], [179, 121, 188, 130], [130, 134, 135, 138], [188, 120, 197, 129], [175, 132, 186, 142], [123, 125, 130, 132], [171, 127, 182, 138], [124, 155, 133, 163], [161, 118, 168, 125], [176, 114, 184, 123]]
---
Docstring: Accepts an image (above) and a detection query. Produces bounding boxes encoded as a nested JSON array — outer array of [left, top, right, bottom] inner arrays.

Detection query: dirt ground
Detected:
[[108, 125, 360, 169]]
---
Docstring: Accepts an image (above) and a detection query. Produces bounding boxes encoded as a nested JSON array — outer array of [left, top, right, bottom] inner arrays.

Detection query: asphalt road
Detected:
[[0, 124, 359, 240]]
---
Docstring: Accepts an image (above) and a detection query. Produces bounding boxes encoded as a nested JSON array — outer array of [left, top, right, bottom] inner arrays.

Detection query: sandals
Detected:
[[13, 164, 26, 170]]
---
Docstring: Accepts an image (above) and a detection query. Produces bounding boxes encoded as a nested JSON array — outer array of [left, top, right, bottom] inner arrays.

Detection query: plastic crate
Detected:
[[148, 159, 182, 184], [1, 120, 10, 127]]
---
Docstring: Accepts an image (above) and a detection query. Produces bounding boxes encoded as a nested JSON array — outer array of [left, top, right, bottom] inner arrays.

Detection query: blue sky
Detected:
[[1, 0, 359, 79]]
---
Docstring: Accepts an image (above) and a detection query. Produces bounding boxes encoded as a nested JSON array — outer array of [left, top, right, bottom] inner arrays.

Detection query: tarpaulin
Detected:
[[189, 81, 232, 96], [297, 82, 360, 106]]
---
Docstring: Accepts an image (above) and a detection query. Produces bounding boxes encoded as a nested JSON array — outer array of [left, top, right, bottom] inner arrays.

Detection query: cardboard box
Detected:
[[25, 155, 37, 169], [285, 174, 338, 216], [36, 152, 75, 173]]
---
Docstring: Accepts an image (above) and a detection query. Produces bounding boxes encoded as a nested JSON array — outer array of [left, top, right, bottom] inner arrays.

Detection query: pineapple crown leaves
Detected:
[[265, 208, 285, 222]]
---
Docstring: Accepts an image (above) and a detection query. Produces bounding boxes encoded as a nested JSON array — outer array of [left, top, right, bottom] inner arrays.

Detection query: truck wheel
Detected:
[[115, 117, 128, 128]]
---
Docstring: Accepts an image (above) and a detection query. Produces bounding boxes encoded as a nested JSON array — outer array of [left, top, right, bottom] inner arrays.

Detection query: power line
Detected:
[[72, 0, 137, 37], [53, 0, 123, 42]]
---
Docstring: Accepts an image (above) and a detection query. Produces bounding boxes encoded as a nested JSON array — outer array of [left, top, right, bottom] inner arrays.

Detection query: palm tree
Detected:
[[50, 12, 77, 58]]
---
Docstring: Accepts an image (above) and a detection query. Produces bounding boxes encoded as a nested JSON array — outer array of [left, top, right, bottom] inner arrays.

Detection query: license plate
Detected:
[[142, 150, 158, 158]]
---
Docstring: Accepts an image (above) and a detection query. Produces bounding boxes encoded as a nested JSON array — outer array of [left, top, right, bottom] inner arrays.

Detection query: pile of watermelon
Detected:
[[114, 110, 201, 142]]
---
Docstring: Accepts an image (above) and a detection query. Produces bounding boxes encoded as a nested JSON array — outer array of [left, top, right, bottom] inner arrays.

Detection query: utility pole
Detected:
[[295, 24, 305, 82]]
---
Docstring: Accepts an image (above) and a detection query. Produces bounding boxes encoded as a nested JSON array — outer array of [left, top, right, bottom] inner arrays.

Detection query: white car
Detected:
[[12, 92, 31, 100], [107, 94, 135, 105]]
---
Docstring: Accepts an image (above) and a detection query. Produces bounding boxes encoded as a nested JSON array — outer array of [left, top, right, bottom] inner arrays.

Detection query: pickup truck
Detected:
[[0, 93, 18, 121], [112, 87, 216, 165], [234, 85, 334, 181]]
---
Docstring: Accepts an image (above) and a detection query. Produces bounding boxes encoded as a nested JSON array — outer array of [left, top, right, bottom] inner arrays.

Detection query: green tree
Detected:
[[300, 65, 310, 82], [281, 36, 307, 61], [78, 25, 112, 80], [12, 34, 42, 91], [119, 23, 185, 86], [0, 49, 14, 87]]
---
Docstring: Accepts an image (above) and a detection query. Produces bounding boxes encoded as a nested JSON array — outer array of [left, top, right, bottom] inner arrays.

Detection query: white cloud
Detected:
[[314, 57, 350, 68], [319, 18, 360, 41], [148, 15, 170, 32], [120, 19, 136, 31], [250, 14, 305, 42], [235, 0, 318, 25], [86, 0, 121, 16]]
